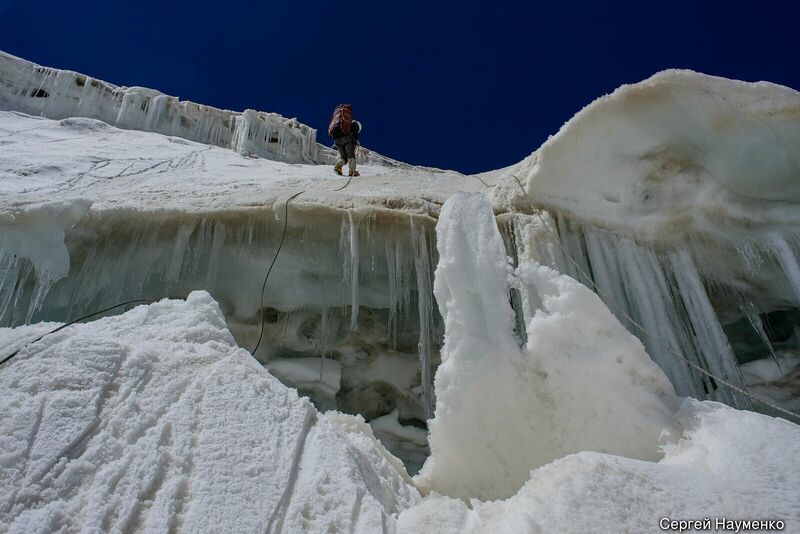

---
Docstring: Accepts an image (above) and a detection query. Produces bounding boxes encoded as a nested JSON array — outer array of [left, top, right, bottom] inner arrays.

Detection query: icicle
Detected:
[[348, 211, 360, 331], [498, 216, 527, 347], [167, 224, 195, 284], [386, 240, 399, 349], [411, 217, 435, 419], [205, 221, 226, 290], [766, 233, 800, 304], [740, 299, 783, 374], [318, 307, 330, 382], [555, 213, 593, 287]]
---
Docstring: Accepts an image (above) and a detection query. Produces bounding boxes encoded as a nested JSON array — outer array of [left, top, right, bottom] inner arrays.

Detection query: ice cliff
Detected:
[[1, 51, 800, 531], [1, 199, 797, 532], [0, 50, 322, 164]]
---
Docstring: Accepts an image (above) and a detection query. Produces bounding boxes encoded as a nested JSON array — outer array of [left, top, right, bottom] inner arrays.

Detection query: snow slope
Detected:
[[0, 292, 419, 532], [0, 111, 484, 215]]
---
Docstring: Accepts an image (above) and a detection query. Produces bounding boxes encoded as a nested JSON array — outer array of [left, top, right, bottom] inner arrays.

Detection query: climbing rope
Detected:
[[0, 298, 157, 367], [250, 190, 304, 356], [504, 176, 800, 421], [250, 172, 358, 356]]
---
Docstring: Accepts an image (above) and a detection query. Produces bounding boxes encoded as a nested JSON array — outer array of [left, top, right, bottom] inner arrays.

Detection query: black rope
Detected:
[[250, 191, 304, 356], [250, 173, 359, 355], [332, 175, 353, 192], [0, 298, 155, 367]]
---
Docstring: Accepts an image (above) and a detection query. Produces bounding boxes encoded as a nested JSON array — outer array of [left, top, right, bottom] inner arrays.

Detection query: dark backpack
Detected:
[[328, 104, 352, 138]]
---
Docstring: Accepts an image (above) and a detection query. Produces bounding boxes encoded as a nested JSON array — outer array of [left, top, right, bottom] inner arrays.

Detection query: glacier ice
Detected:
[[1, 50, 800, 529], [501, 213, 754, 407], [0, 51, 320, 164]]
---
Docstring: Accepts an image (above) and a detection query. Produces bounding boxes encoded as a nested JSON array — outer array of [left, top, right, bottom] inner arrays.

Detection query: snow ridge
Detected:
[[0, 292, 419, 533]]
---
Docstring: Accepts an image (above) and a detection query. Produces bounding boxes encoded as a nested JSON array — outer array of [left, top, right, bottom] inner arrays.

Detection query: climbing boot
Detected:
[[334, 164, 343, 175], [349, 170, 360, 177]]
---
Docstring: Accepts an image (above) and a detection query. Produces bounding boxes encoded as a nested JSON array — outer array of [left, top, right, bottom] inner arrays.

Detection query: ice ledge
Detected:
[[0, 50, 321, 164], [492, 69, 800, 242]]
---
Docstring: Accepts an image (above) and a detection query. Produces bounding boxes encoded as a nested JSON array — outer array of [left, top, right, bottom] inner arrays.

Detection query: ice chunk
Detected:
[[369, 409, 429, 476], [416, 193, 679, 500]]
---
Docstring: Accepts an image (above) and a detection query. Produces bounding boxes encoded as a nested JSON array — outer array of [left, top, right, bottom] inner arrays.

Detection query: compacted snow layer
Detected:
[[0, 111, 478, 215], [415, 194, 679, 500], [0, 292, 419, 532]]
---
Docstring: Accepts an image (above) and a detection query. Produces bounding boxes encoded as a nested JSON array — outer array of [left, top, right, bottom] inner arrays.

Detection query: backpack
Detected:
[[328, 104, 352, 138]]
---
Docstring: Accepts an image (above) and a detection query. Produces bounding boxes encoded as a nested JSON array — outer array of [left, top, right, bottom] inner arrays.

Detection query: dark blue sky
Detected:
[[1, 0, 798, 173]]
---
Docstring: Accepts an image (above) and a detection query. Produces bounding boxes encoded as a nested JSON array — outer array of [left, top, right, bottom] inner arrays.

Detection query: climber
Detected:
[[328, 104, 361, 177]]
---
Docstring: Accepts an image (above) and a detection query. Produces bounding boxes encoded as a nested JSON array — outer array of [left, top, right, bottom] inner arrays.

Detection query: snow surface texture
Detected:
[[0, 292, 420, 532], [0, 111, 476, 215], [399, 399, 800, 533], [416, 193, 680, 500]]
